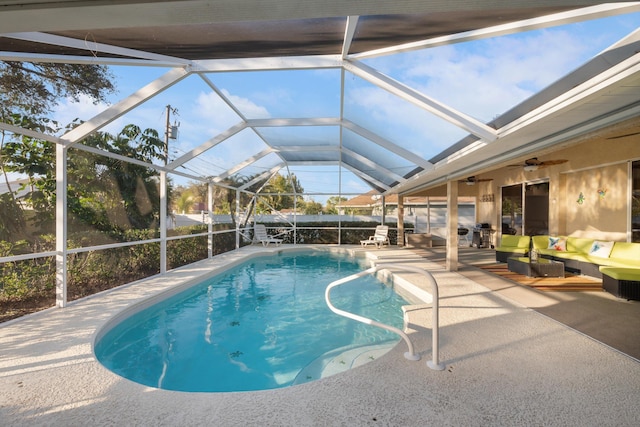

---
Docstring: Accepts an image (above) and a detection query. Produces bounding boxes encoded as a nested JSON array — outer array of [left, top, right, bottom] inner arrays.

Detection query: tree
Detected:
[[2, 123, 166, 236], [211, 176, 256, 229], [325, 196, 347, 214], [0, 114, 60, 237], [0, 61, 115, 117], [0, 60, 117, 239], [256, 173, 304, 213], [173, 186, 195, 214], [171, 181, 207, 214], [0, 192, 26, 241], [83, 124, 165, 231], [301, 199, 323, 214]]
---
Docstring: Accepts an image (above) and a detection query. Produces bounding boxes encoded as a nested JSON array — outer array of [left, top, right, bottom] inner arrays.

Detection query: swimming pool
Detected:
[[94, 249, 409, 392]]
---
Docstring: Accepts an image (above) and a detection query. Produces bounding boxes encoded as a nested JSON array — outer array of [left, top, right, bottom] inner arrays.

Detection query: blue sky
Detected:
[[51, 12, 640, 202]]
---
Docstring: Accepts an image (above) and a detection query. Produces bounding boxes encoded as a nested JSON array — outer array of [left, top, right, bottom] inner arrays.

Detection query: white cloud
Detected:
[[53, 94, 120, 134], [194, 89, 270, 123], [341, 178, 371, 194], [397, 29, 592, 121], [53, 94, 162, 136], [251, 87, 294, 112], [346, 27, 599, 158], [345, 83, 467, 157]]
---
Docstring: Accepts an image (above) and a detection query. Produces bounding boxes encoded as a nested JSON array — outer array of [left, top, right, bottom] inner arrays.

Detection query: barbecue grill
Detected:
[[472, 223, 494, 248]]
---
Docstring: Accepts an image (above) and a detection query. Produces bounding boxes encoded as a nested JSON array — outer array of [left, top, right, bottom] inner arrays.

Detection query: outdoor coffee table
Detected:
[[507, 257, 565, 278]]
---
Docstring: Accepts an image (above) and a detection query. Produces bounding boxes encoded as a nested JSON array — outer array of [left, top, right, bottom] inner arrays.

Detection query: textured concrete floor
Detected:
[[417, 246, 640, 359], [1, 245, 639, 426]]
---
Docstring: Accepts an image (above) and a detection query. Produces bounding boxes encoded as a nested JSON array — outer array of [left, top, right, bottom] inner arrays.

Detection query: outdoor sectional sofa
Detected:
[[494, 234, 640, 300], [495, 235, 531, 263], [599, 267, 640, 300], [531, 235, 640, 278]]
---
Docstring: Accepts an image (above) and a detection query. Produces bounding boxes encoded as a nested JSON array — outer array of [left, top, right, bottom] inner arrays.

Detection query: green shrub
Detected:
[[1, 221, 410, 321]]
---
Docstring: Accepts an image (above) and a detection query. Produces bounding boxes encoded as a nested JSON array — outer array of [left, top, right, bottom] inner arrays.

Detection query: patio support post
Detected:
[[446, 180, 459, 271], [427, 197, 431, 233], [294, 195, 298, 245], [338, 166, 342, 245], [55, 143, 68, 308], [235, 189, 240, 249], [160, 171, 167, 274], [398, 195, 404, 246], [548, 170, 561, 236], [208, 182, 213, 258]]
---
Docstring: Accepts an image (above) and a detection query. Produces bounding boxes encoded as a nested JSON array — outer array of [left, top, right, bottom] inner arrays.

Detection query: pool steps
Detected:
[[293, 342, 397, 385]]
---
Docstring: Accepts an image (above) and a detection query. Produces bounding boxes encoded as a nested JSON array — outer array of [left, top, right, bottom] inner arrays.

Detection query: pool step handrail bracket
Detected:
[[325, 264, 446, 370]]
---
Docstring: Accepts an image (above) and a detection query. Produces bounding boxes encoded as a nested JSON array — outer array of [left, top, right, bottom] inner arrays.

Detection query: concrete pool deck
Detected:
[[1, 245, 639, 426]]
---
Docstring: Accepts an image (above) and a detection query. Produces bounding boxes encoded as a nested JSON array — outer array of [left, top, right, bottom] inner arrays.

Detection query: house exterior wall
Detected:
[[407, 119, 640, 242], [475, 181, 495, 227], [561, 162, 628, 240], [496, 135, 639, 241]]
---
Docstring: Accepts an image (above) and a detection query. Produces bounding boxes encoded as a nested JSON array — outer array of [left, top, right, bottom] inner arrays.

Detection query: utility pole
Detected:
[[164, 105, 179, 165], [161, 105, 178, 274]]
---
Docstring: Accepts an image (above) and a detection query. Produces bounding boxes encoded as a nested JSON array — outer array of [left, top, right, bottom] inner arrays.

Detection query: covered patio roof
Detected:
[[1, 1, 640, 196]]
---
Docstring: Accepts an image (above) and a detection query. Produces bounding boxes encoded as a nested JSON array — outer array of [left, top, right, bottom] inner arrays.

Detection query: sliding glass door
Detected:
[[501, 184, 522, 235], [632, 160, 640, 242], [524, 182, 549, 235], [501, 181, 549, 236]]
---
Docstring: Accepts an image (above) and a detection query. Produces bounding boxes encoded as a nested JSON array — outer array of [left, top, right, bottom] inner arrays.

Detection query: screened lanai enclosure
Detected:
[[1, 1, 640, 316]]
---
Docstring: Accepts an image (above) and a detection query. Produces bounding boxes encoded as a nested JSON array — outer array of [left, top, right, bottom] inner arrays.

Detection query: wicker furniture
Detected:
[[599, 267, 640, 300], [507, 257, 565, 278], [495, 235, 531, 263], [531, 236, 640, 279]]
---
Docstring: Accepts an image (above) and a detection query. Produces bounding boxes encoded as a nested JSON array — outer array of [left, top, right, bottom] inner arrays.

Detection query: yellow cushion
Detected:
[[500, 235, 530, 249], [600, 267, 640, 281], [609, 242, 640, 262]]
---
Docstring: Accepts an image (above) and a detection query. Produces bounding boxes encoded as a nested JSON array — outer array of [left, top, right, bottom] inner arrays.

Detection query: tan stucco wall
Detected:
[[475, 181, 495, 226], [560, 162, 628, 240], [405, 119, 640, 241]]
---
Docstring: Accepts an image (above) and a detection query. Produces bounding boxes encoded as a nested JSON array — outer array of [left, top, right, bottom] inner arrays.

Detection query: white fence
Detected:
[[169, 205, 477, 241]]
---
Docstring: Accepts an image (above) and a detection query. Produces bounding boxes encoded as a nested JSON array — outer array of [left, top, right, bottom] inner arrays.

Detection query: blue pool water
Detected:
[[95, 250, 408, 392]]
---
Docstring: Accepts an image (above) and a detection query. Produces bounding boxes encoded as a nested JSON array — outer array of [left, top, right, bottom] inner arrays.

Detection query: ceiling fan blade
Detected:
[[539, 159, 568, 167], [459, 176, 493, 183], [459, 176, 477, 183], [524, 157, 542, 166], [606, 131, 640, 140]]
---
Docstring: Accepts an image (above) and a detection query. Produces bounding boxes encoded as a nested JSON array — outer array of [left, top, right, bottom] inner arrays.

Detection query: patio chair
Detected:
[[360, 225, 390, 249], [253, 224, 283, 246]]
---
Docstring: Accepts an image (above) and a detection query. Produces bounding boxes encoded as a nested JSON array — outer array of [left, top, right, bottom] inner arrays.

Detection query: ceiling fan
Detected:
[[508, 157, 568, 171], [459, 176, 492, 186]]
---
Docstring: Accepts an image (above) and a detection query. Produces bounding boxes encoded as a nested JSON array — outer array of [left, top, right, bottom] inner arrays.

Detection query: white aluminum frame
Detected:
[[1, 2, 639, 307]]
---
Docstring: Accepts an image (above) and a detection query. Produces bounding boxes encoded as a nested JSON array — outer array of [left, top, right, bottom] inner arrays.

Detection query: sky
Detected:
[[50, 11, 640, 204]]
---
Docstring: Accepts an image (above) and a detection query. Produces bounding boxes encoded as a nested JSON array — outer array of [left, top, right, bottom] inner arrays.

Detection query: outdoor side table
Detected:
[[507, 257, 565, 278]]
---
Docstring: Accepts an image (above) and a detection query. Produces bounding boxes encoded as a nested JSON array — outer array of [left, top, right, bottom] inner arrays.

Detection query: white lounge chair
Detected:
[[360, 225, 390, 249], [253, 224, 283, 246]]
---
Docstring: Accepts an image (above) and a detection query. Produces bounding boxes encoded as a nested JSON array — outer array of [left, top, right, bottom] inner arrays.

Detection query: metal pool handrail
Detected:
[[324, 264, 445, 370]]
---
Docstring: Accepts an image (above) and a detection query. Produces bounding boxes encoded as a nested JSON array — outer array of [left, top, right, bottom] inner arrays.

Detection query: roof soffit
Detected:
[[0, 2, 616, 59]]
